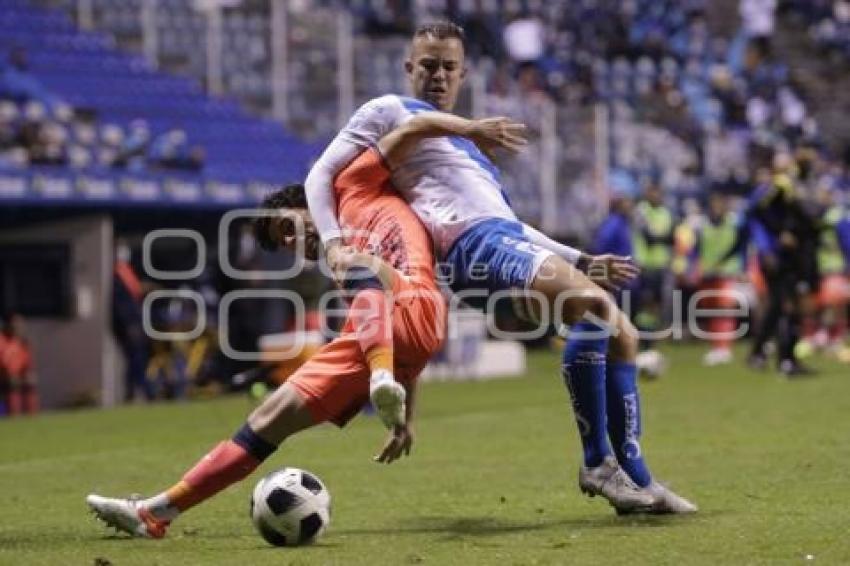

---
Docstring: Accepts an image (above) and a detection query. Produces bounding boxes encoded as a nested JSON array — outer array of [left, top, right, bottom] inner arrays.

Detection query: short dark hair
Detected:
[[252, 183, 308, 252], [414, 21, 465, 44]]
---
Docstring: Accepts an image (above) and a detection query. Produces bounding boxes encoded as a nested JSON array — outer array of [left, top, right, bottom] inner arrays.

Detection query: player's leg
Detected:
[[446, 220, 648, 509], [21, 374, 39, 414], [778, 275, 812, 375], [750, 268, 783, 367], [532, 255, 695, 513], [87, 339, 369, 538], [702, 278, 735, 366], [86, 383, 314, 538], [5, 374, 22, 416], [530, 256, 652, 500], [602, 279, 696, 512], [342, 265, 405, 428]]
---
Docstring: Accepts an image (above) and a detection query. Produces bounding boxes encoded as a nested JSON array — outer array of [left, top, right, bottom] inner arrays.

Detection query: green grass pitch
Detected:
[[2, 344, 849, 565]]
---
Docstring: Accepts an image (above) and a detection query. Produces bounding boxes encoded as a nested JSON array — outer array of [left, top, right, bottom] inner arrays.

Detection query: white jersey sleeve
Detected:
[[521, 223, 582, 265], [337, 95, 410, 147], [304, 95, 410, 245]]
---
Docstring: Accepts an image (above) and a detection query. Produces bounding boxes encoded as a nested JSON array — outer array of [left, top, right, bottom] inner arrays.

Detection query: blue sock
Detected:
[[606, 362, 652, 487], [562, 321, 612, 468]]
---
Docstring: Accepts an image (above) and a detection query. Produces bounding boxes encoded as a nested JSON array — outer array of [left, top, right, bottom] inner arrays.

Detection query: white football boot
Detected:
[[86, 494, 170, 539], [615, 481, 698, 515], [578, 456, 656, 511], [702, 348, 733, 367], [369, 369, 406, 429]]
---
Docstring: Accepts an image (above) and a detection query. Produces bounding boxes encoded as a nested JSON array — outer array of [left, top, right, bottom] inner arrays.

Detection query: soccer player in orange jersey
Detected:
[[85, 111, 523, 539]]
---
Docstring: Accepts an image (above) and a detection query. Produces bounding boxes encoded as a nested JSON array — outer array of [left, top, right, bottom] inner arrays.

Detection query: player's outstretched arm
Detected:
[[521, 223, 639, 291], [378, 112, 527, 168]]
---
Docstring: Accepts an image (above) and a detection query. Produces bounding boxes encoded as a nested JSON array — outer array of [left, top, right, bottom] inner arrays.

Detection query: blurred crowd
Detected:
[[109, 224, 338, 404], [1, 48, 205, 173], [592, 147, 850, 376], [785, 0, 850, 62]]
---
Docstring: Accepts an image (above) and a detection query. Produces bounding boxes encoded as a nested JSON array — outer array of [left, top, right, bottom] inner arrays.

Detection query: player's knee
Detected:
[[565, 291, 616, 326], [246, 385, 311, 445], [610, 318, 639, 361]]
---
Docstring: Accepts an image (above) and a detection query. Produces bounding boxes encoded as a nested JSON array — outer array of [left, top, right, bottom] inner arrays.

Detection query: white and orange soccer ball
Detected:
[[250, 467, 331, 547]]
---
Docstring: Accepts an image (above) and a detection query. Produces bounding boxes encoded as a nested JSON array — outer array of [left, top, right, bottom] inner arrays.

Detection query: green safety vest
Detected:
[[634, 202, 673, 269], [818, 206, 846, 275], [700, 213, 740, 276]]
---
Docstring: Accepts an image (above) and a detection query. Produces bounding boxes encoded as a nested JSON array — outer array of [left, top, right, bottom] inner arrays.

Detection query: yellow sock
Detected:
[[365, 346, 393, 374]]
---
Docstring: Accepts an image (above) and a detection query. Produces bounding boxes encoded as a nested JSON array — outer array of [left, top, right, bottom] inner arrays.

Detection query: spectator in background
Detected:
[[740, 0, 777, 56], [28, 115, 69, 166], [634, 184, 675, 347], [0, 312, 38, 416], [112, 119, 150, 172], [97, 123, 123, 169], [149, 129, 205, 172], [800, 186, 850, 354], [0, 101, 16, 150], [0, 48, 60, 109], [0, 100, 28, 168], [592, 194, 637, 309], [694, 192, 744, 366], [726, 160, 820, 376], [112, 239, 155, 402]]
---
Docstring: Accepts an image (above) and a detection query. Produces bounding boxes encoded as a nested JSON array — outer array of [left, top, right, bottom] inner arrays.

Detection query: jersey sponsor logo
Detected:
[[622, 393, 642, 459], [575, 351, 606, 365]]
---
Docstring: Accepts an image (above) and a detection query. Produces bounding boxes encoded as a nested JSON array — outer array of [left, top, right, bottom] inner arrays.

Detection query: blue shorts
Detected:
[[442, 218, 554, 298]]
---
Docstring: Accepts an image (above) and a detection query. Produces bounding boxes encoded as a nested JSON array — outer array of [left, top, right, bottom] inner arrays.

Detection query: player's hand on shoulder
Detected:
[[374, 423, 414, 464], [469, 117, 528, 154]]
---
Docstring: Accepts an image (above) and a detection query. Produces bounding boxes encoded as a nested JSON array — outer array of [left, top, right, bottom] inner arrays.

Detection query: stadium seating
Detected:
[[0, 1, 318, 207], [8, 0, 842, 218]]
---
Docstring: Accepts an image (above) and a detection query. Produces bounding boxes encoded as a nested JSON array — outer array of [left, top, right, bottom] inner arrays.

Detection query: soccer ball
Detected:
[[636, 349, 667, 379], [250, 467, 331, 547]]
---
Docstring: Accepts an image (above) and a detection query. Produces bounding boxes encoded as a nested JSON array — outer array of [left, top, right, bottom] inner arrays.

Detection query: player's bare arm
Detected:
[[378, 112, 527, 168]]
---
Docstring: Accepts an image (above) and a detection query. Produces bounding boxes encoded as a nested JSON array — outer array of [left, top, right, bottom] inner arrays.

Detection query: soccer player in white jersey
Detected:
[[304, 22, 696, 515]]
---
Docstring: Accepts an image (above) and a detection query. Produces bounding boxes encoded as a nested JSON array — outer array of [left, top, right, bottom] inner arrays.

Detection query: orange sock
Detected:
[[145, 440, 261, 520]]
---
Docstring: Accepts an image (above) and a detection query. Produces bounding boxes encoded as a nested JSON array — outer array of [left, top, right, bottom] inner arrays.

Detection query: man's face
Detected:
[[708, 194, 727, 219], [646, 186, 663, 206], [405, 36, 466, 111], [267, 209, 321, 261]]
